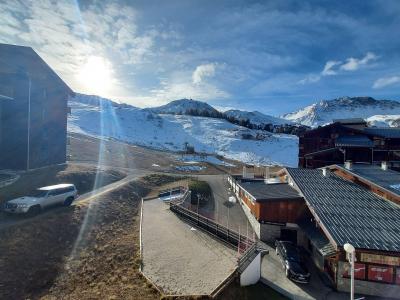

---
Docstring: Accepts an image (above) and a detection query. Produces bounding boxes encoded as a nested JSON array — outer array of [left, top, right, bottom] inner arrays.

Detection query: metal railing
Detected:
[[169, 201, 254, 250]]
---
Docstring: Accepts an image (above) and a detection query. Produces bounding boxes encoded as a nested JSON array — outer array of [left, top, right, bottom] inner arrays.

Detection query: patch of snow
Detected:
[[175, 165, 206, 172], [68, 97, 298, 167], [177, 154, 236, 167]]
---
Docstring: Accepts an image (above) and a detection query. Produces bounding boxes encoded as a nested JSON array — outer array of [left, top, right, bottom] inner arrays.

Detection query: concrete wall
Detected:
[[260, 223, 281, 244], [240, 252, 261, 286], [336, 261, 400, 299]]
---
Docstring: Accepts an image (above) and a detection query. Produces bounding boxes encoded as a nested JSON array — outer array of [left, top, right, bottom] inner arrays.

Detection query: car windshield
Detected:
[[30, 190, 48, 198], [285, 246, 301, 262]]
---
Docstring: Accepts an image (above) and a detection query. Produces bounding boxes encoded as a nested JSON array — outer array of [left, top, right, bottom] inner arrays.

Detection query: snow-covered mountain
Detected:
[[68, 95, 298, 166], [224, 109, 291, 126], [71, 93, 137, 109], [367, 115, 400, 127], [282, 96, 400, 127], [145, 98, 219, 116]]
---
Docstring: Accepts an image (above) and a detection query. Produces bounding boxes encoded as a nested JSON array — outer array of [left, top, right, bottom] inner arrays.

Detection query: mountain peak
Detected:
[[282, 96, 400, 127], [145, 98, 219, 115]]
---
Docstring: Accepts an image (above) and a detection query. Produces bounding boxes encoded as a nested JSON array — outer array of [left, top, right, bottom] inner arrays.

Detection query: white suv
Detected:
[[3, 184, 78, 215]]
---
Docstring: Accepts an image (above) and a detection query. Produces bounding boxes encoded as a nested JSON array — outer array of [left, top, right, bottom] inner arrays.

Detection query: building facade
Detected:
[[0, 43, 73, 170], [298, 118, 400, 169]]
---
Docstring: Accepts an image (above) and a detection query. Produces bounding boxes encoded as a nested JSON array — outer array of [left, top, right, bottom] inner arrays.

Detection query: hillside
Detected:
[[282, 96, 400, 127], [144, 98, 220, 116], [224, 109, 291, 126], [68, 96, 298, 166]]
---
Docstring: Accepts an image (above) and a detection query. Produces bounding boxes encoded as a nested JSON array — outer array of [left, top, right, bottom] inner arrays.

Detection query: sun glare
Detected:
[[78, 56, 113, 94]]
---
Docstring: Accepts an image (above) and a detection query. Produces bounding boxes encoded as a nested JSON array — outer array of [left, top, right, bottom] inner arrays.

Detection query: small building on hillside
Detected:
[[298, 118, 400, 169], [0, 43, 73, 170], [228, 174, 305, 244]]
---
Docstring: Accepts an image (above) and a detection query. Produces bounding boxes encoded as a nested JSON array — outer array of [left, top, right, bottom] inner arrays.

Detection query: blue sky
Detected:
[[1, 0, 399, 115]]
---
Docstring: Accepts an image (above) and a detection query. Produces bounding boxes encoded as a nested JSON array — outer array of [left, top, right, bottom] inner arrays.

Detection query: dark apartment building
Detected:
[[298, 118, 400, 168], [0, 43, 73, 170]]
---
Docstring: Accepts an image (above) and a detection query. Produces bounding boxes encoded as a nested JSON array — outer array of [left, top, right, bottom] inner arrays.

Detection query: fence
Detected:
[[169, 201, 254, 251]]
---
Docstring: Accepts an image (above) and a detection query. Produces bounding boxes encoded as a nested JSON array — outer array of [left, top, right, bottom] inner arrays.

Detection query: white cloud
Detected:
[[298, 74, 321, 85], [192, 63, 217, 84], [300, 52, 379, 85], [373, 75, 400, 89], [321, 60, 342, 76], [340, 52, 377, 71]]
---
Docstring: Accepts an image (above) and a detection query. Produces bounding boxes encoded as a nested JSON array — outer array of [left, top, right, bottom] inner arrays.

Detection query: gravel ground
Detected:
[[142, 198, 237, 295]]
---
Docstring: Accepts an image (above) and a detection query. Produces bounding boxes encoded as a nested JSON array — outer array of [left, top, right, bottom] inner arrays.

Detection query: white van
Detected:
[[3, 184, 78, 215]]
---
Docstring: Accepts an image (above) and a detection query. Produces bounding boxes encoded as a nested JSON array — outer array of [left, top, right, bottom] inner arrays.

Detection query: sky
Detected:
[[1, 0, 400, 115]]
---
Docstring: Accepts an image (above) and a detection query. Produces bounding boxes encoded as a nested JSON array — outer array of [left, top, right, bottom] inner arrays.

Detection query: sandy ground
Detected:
[[142, 198, 237, 295]]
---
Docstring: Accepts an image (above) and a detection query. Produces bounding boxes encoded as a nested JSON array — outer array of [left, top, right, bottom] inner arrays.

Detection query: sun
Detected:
[[78, 56, 113, 94]]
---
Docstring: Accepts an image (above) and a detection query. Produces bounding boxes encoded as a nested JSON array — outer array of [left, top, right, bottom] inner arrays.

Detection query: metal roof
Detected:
[[286, 168, 400, 252], [237, 181, 302, 202], [335, 164, 400, 197], [364, 127, 400, 138], [335, 135, 373, 148], [333, 118, 366, 124], [297, 219, 336, 257]]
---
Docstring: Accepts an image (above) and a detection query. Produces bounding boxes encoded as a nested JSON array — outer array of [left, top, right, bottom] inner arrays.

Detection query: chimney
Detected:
[[345, 160, 353, 170], [381, 161, 388, 171], [322, 167, 329, 177], [265, 166, 270, 179]]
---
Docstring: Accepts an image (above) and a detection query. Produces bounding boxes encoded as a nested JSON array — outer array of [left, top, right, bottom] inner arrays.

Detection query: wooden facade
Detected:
[[299, 121, 400, 169], [0, 44, 73, 170], [234, 179, 305, 224]]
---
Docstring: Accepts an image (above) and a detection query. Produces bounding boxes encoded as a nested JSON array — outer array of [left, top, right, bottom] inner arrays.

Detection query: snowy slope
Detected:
[[224, 109, 291, 126], [68, 98, 298, 166], [367, 115, 400, 127], [145, 98, 219, 115], [282, 96, 400, 127]]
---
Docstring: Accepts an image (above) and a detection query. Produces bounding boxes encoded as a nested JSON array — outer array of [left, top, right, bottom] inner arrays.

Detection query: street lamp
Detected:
[[344, 243, 356, 300]]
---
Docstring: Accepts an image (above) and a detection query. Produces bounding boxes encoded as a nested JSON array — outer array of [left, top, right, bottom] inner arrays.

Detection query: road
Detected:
[[198, 174, 254, 236], [0, 170, 149, 231]]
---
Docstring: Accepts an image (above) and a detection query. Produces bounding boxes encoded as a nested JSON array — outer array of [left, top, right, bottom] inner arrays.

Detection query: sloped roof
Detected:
[[333, 118, 366, 125], [237, 181, 302, 202], [286, 168, 400, 252], [333, 164, 400, 197], [335, 135, 373, 148], [364, 127, 400, 138], [0, 43, 73, 94]]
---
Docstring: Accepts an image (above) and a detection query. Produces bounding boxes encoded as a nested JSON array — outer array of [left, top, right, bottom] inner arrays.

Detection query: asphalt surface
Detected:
[[198, 174, 254, 236]]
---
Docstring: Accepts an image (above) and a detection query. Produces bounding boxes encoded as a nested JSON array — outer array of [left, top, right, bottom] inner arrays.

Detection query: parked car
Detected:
[[3, 184, 78, 216], [275, 240, 310, 283]]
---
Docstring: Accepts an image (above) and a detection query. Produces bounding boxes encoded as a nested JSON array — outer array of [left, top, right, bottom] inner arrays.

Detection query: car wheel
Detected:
[[63, 196, 74, 206], [27, 205, 41, 217]]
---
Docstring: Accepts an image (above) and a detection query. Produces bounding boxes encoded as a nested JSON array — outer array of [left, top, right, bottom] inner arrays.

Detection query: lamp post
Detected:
[[344, 243, 355, 300]]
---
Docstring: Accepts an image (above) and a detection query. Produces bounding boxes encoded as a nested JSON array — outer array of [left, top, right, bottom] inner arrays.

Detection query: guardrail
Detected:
[[170, 201, 254, 250]]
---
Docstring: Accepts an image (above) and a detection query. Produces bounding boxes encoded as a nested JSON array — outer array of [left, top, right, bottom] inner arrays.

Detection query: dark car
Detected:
[[275, 240, 310, 283]]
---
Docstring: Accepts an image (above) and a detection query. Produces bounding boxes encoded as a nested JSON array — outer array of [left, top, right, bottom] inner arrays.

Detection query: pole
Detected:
[[350, 251, 355, 300], [27, 75, 31, 171]]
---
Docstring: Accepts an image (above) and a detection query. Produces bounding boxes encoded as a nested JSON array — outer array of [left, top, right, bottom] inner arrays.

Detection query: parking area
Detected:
[[141, 198, 237, 296]]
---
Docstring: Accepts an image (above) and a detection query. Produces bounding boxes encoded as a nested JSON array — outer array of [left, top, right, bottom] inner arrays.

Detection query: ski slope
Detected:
[[68, 100, 298, 166]]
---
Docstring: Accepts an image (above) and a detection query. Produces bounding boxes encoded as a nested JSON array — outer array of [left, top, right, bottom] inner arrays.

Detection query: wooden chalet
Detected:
[[299, 118, 400, 169]]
